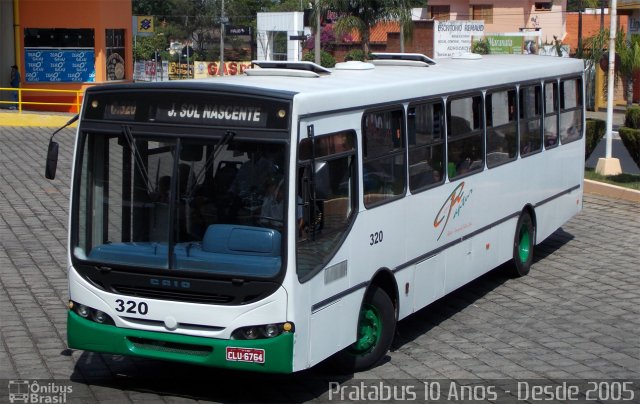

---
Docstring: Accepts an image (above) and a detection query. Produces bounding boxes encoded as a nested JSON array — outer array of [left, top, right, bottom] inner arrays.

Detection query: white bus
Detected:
[[47, 53, 585, 373]]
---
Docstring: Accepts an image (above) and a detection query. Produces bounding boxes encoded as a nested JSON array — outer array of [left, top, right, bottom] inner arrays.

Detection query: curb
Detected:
[[584, 179, 640, 203], [0, 111, 78, 128]]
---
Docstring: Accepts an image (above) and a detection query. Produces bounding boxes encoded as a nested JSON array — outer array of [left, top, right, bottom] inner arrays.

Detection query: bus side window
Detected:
[[544, 81, 559, 148], [519, 84, 542, 157], [296, 130, 357, 279], [559, 78, 583, 144], [447, 94, 484, 180], [362, 109, 406, 207], [408, 101, 444, 192], [486, 88, 517, 168]]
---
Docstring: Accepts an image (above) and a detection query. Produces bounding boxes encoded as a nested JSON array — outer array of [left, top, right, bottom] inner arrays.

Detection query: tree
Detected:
[[316, 0, 425, 57], [616, 33, 640, 107], [568, 0, 602, 58], [583, 30, 640, 107], [133, 33, 169, 61]]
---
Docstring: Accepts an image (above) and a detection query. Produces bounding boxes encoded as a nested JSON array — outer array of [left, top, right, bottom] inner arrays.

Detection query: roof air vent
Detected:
[[334, 61, 375, 70], [247, 61, 331, 78]]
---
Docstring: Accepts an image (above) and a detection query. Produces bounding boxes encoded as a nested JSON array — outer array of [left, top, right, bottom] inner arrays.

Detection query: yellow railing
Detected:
[[0, 87, 84, 112]]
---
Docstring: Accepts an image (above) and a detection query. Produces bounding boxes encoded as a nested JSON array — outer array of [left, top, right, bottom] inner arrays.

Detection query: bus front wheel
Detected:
[[512, 211, 535, 277], [334, 286, 396, 372]]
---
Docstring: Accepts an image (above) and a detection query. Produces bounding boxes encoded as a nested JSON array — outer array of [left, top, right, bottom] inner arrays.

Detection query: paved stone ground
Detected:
[[0, 127, 638, 403]]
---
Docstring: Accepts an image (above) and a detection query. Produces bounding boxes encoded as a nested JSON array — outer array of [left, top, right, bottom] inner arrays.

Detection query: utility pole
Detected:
[[596, 0, 622, 175], [315, 0, 320, 65], [220, 0, 225, 76]]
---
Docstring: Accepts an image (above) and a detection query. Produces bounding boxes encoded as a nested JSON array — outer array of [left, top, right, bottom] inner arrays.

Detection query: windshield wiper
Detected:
[[187, 130, 236, 199], [122, 125, 154, 194]]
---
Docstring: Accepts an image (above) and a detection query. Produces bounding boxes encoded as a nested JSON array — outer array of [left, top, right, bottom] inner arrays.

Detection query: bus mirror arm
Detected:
[[45, 114, 78, 180]]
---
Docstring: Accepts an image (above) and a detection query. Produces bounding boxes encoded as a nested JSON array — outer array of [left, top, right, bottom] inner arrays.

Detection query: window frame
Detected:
[[471, 5, 493, 24], [543, 80, 560, 149], [485, 86, 518, 169], [296, 129, 358, 282], [429, 5, 451, 20], [518, 82, 543, 157], [407, 99, 446, 193], [361, 107, 407, 208], [446, 92, 485, 181], [534, 2, 553, 11], [559, 77, 584, 145]]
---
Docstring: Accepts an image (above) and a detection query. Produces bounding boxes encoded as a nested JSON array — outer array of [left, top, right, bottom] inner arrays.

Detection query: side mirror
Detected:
[[43, 113, 78, 180], [45, 140, 59, 179]]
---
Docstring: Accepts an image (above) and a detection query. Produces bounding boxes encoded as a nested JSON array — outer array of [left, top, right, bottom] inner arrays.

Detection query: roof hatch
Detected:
[[247, 61, 331, 78], [370, 53, 437, 67]]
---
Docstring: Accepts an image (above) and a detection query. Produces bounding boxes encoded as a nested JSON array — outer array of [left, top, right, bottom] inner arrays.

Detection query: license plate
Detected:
[[226, 347, 265, 364]]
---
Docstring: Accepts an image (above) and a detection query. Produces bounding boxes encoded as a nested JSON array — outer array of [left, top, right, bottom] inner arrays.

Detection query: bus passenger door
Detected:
[[295, 118, 360, 366]]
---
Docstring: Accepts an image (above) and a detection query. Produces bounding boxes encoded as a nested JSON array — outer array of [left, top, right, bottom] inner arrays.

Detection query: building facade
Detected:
[[1, 0, 133, 112], [425, 0, 567, 42]]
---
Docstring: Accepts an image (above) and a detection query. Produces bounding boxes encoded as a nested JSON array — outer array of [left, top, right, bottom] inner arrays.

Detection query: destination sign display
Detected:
[[155, 102, 267, 127], [84, 91, 290, 130]]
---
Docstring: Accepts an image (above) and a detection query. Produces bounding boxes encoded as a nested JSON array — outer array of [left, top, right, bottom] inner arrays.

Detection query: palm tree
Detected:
[[574, 0, 603, 58], [616, 33, 640, 107], [583, 29, 640, 107], [316, 0, 421, 57]]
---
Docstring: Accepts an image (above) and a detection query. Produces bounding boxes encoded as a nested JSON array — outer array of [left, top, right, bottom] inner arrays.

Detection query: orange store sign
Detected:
[[193, 61, 252, 78]]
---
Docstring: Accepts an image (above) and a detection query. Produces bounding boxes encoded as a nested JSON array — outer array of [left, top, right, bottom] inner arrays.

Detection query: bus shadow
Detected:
[[392, 226, 574, 350], [67, 227, 574, 402], [69, 354, 345, 402]]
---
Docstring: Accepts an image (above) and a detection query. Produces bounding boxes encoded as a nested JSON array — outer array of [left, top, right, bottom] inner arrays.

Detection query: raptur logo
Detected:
[[434, 182, 473, 241]]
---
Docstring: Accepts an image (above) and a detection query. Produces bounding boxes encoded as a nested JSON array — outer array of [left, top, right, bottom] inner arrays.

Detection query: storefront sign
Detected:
[[434, 20, 485, 58], [226, 26, 251, 36], [193, 61, 252, 78], [486, 36, 524, 54], [24, 49, 95, 83]]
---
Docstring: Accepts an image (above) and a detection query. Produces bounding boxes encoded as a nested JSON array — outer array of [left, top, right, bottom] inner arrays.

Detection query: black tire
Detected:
[[512, 211, 535, 277], [333, 286, 396, 372]]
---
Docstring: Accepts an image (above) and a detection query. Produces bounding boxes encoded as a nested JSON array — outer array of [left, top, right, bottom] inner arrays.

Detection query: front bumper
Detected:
[[67, 311, 294, 373]]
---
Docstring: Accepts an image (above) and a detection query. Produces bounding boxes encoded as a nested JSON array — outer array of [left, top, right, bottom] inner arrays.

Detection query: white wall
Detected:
[[256, 12, 305, 61]]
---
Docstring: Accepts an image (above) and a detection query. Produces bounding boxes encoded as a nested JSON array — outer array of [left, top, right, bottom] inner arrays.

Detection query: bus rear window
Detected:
[[560, 78, 583, 144]]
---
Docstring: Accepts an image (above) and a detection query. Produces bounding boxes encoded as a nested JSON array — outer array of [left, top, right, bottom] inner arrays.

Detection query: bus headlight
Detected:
[[264, 324, 279, 338], [77, 304, 90, 318], [242, 327, 260, 340], [92, 310, 108, 324], [231, 322, 294, 340], [70, 301, 115, 325]]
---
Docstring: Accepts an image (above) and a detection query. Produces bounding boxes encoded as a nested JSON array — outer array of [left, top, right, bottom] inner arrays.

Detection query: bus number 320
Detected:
[[115, 299, 149, 315], [369, 230, 383, 246]]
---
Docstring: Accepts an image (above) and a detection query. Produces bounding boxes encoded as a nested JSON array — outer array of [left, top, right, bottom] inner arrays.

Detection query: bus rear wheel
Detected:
[[334, 286, 396, 372], [512, 211, 535, 277]]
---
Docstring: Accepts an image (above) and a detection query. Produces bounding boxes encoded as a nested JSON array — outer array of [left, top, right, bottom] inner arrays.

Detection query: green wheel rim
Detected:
[[518, 225, 531, 263], [351, 304, 382, 354]]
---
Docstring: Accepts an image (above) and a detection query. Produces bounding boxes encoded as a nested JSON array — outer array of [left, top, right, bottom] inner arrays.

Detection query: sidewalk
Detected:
[[0, 108, 78, 127], [585, 109, 625, 130], [585, 109, 640, 175]]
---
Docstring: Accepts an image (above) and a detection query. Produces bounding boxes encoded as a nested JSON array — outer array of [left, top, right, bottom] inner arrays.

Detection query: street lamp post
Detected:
[[596, 0, 622, 175]]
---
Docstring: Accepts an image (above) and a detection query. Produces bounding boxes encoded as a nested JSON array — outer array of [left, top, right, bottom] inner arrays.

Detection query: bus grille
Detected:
[[128, 337, 212, 357], [112, 285, 234, 304]]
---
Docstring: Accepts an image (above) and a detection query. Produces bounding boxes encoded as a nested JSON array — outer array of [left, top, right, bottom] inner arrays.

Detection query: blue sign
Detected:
[[24, 49, 95, 83]]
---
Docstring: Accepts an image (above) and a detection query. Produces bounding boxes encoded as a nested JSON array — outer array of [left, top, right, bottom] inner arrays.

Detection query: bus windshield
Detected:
[[72, 129, 287, 279]]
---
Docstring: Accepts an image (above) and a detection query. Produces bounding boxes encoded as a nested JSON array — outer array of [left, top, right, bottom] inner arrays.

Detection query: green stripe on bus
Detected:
[[67, 311, 294, 373]]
